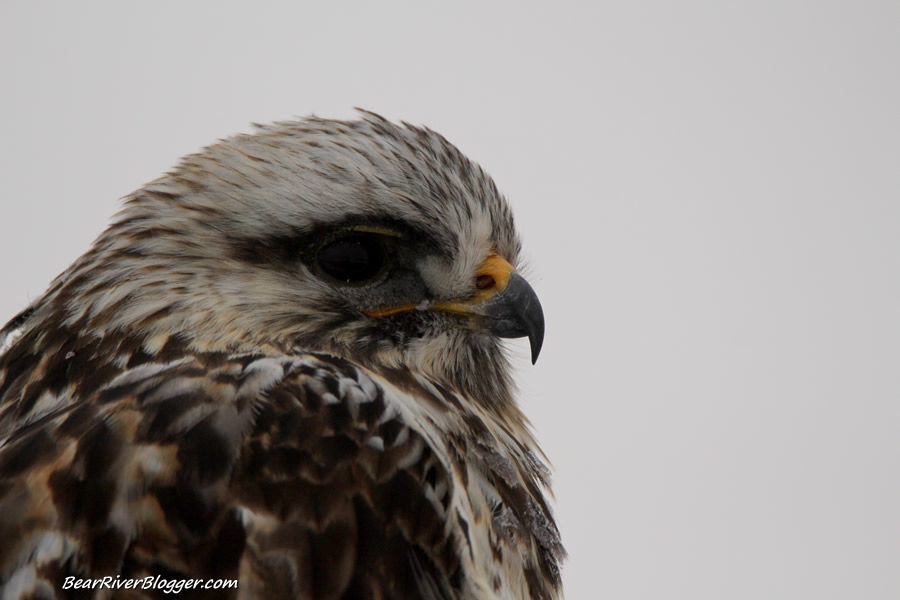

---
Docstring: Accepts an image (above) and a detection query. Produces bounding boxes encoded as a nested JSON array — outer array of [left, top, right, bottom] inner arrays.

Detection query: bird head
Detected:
[[53, 114, 543, 406]]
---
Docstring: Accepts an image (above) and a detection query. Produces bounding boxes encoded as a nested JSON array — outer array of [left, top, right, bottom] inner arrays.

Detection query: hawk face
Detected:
[[59, 115, 543, 406], [0, 114, 563, 600]]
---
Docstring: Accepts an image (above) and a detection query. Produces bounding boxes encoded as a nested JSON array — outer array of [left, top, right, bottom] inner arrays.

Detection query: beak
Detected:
[[475, 270, 545, 364], [367, 254, 545, 363]]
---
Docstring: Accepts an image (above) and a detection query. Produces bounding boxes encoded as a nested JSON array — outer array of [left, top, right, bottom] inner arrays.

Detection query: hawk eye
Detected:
[[316, 234, 387, 284]]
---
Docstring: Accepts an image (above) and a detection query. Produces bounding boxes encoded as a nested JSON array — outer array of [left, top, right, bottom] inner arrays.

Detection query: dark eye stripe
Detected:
[[316, 235, 386, 284]]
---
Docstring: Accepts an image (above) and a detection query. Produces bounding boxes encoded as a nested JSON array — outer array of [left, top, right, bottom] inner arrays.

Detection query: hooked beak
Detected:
[[365, 254, 545, 363], [476, 271, 545, 364]]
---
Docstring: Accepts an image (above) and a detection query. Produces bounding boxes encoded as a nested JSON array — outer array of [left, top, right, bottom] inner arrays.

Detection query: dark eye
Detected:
[[316, 235, 387, 284]]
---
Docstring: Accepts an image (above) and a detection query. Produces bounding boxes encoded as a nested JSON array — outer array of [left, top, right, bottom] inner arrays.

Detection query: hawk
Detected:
[[0, 113, 564, 599]]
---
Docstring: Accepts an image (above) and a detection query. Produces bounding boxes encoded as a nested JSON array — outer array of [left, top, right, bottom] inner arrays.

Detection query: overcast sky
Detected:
[[2, 2, 898, 598]]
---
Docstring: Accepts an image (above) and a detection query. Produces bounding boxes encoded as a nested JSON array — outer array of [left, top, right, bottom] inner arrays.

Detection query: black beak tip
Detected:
[[529, 302, 545, 364], [530, 328, 544, 364]]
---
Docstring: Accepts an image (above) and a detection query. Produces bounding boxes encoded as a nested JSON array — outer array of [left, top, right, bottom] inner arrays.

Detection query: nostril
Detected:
[[476, 274, 496, 290]]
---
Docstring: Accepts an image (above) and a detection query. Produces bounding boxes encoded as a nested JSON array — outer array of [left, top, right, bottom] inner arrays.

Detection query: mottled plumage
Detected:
[[0, 113, 563, 599]]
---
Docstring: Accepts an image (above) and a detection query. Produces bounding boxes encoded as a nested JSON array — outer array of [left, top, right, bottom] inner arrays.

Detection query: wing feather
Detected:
[[0, 352, 462, 599]]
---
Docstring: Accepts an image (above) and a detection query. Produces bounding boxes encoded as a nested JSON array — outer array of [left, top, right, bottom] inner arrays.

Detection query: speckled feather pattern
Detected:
[[0, 113, 564, 599]]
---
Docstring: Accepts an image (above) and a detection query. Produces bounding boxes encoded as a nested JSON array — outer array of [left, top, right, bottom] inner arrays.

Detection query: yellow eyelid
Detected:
[[347, 225, 403, 238]]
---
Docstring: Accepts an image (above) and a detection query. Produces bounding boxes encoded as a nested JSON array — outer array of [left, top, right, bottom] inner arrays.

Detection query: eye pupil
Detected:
[[316, 235, 386, 283]]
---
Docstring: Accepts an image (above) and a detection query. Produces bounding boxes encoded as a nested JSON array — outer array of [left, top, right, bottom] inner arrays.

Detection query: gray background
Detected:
[[2, 2, 898, 598]]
